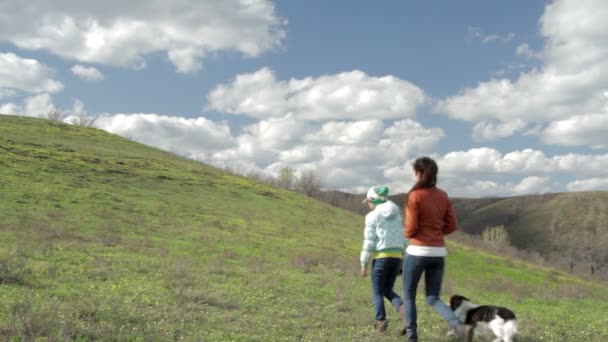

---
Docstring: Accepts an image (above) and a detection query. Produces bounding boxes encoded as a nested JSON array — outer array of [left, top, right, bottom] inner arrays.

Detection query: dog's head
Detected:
[[449, 294, 471, 310]]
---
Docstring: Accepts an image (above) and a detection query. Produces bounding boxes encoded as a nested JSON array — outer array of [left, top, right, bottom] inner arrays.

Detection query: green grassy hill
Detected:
[[1, 115, 608, 341]]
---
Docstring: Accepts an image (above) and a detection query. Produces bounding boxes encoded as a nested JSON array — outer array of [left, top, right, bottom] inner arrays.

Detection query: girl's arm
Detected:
[[441, 200, 457, 235], [360, 215, 377, 268], [405, 193, 419, 238]]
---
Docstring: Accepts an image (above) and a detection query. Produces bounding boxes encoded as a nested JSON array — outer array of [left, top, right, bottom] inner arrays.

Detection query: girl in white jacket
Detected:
[[360, 185, 407, 334]]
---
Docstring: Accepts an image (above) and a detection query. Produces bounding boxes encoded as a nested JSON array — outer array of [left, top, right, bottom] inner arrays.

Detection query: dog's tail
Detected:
[[503, 319, 518, 342]]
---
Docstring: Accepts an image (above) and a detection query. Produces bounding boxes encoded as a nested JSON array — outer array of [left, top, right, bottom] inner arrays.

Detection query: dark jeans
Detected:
[[371, 257, 403, 321], [402, 254, 462, 339]]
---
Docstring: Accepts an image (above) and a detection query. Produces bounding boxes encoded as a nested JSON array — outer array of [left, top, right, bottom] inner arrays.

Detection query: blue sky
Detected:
[[1, 0, 607, 196]]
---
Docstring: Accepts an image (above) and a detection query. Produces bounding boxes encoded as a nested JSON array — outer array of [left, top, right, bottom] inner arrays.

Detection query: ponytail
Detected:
[[409, 157, 438, 193]]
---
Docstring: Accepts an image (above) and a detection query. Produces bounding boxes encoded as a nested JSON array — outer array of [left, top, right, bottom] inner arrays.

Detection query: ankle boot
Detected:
[[374, 319, 388, 333], [399, 304, 407, 335]]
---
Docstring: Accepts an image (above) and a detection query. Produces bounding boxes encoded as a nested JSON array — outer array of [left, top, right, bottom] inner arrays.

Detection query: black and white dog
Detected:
[[449, 295, 518, 342]]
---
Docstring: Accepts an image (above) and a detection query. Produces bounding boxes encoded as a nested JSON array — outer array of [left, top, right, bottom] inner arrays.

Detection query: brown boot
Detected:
[[374, 319, 388, 333], [399, 304, 407, 335]]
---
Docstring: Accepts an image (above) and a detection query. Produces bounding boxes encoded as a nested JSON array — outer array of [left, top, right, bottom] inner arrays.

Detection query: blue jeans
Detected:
[[402, 254, 462, 339], [371, 257, 403, 321]]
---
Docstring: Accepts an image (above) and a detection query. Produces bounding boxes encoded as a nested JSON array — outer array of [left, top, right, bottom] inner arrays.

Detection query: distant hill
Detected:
[[1, 115, 607, 341], [452, 192, 608, 254], [319, 189, 608, 266]]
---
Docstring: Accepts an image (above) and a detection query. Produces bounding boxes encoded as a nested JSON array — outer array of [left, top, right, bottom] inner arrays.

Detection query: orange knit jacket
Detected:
[[404, 187, 457, 246]]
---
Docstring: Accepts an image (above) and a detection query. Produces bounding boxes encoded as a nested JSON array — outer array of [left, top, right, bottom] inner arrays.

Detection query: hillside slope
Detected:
[[1, 115, 607, 341], [451, 192, 608, 255]]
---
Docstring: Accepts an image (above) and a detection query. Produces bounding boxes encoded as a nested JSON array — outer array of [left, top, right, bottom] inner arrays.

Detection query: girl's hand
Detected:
[[360, 266, 367, 277]]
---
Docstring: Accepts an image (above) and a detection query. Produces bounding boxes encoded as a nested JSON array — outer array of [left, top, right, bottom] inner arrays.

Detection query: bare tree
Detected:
[[73, 113, 99, 128], [46, 109, 66, 122], [562, 245, 581, 273], [581, 231, 608, 276], [296, 170, 322, 198], [245, 169, 272, 183], [553, 229, 582, 273]]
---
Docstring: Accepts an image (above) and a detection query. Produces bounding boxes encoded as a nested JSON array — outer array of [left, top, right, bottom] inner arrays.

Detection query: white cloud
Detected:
[[513, 176, 550, 195], [201, 115, 443, 190], [542, 112, 608, 149], [97, 113, 235, 156], [436, 148, 608, 177], [202, 68, 433, 183], [0, 93, 56, 117], [206, 68, 427, 120], [319, 145, 385, 169], [306, 120, 384, 145], [0, 102, 18, 115], [71, 65, 105, 81], [444, 177, 548, 198], [567, 178, 608, 191], [243, 114, 310, 151], [438, 0, 608, 142], [380, 119, 445, 163], [278, 145, 322, 164], [206, 68, 289, 118], [472, 119, 528, 141], [0, 0, 285, 73], [0, 52, 63, 94]]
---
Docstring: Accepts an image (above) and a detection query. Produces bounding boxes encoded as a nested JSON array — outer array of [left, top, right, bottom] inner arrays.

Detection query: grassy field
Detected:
[[1, 115, 608, 341]]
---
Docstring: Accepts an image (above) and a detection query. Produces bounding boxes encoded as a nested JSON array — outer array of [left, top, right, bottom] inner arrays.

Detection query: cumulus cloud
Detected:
[[307, 120, 384, 145], [0, 52, 63, 95], [198, 115, 443, 189], [567, 178, 608, 191], [206, 68, 427, 120], [542, 112, 608, 149], [513, 176, 550, 195], [97, 114, 235, 156], [250, 115, 311, 150], [436, 147, 608, 177], [0, 93, 56, 117], [200, 68, 433, 183], [277, 145, 322, 164], [206, 68, 289, 118], [438, 0, 608, 143], [380, 120, 445, 163], [0, 0, 285, 73], [472, 119, 528, 141], [439, 177, 548, 198], [71, 65, 105, 81]]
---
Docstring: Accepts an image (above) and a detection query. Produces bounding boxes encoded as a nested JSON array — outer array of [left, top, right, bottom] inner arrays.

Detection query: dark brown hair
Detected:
[[409, 156, 438, 192]]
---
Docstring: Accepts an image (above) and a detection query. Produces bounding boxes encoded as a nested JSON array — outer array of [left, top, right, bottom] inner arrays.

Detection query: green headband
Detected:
[[370, 185, 389, 205]]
